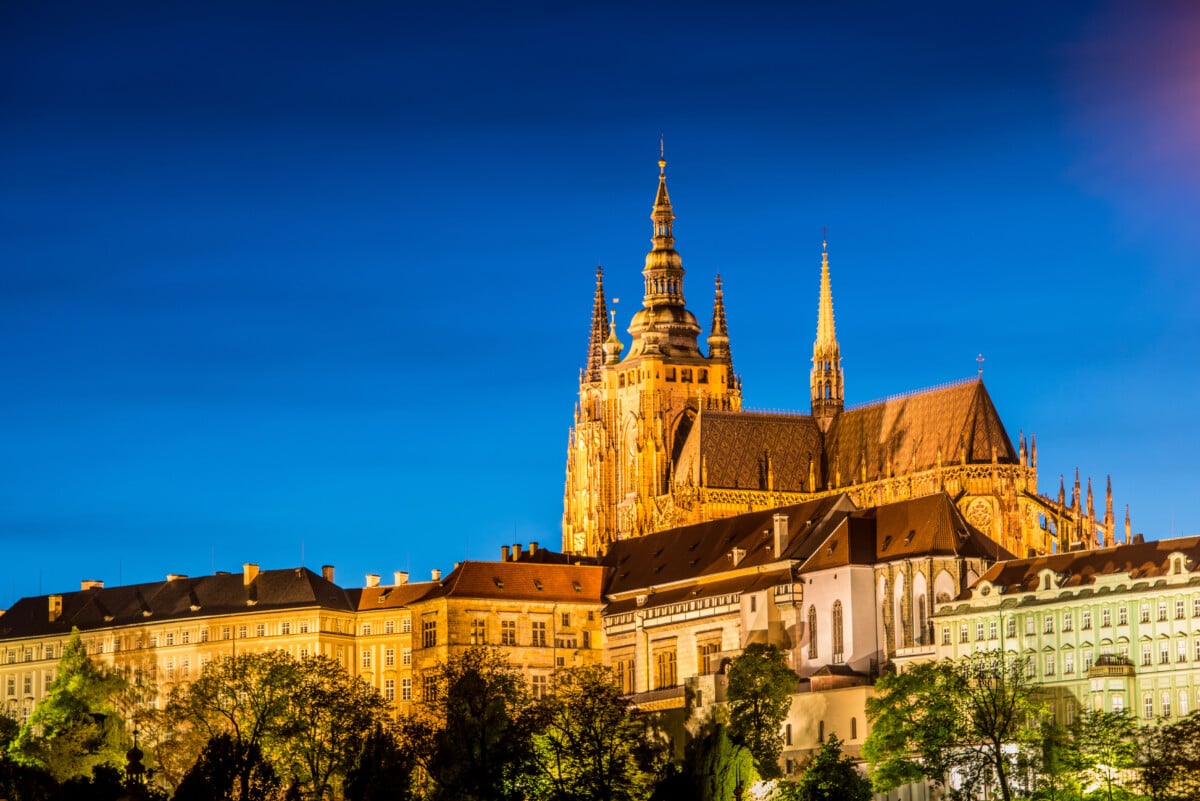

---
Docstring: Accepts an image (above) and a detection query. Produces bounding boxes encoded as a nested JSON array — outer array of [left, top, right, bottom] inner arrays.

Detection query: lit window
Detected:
[[402, 648, 411, 666], [384, 679, 395, 701], [1081, 609, 1092, 630], [501, 620, 516, 646], [1118, 606, 1127, 626], [385, 648, 395, 667], [401, 678, 412, 701], [531, 674, 548, 699], [532, 620, 547, 647], [385, 620, 395, 634], [280, 622, 291, 635], [362, 650, 372, 669], [182, 631, 190, 644], [422, 620, 437, 648], [255, 624, 266, 637], [402, 618, 412, 633]]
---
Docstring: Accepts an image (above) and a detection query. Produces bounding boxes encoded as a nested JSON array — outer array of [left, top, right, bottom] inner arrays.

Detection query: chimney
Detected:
[[243, 563, 260, 586], [80, 580, 104, 591], [773, 514, 789, 558], [321, 565, 335, 583], [49, 595, 63, 622], [1133, 533, 1145, 545], [731, 547, 746, 567], [512, 543, 523, 561], [501, 545, 511, 562], [393, 571, 409, 586], [529, 541, 539, 557], [431, 569, 442, 581], [166, 573, 187, 582], [365, 573, 380, 588]]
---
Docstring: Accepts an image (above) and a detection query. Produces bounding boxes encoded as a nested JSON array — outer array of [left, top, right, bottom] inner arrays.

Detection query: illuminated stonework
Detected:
[[563, 157, 1118, 559]]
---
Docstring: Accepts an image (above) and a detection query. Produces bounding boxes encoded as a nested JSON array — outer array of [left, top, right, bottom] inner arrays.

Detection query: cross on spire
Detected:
[[976, 353, 985, 378]]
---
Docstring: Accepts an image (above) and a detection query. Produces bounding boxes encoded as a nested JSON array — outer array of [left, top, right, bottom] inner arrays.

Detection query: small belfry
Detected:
[[563, 152, 1122, 559], [810, 235, 844, 430]]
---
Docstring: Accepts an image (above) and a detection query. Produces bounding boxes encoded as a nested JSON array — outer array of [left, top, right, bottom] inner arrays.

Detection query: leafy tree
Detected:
[[1138, 711, 1200, 801], [11, 629, 129, 782], [173, 733, 282, 801], [531, 664, 658, 801], [1023, 717, 1078, 801], [1069, 710, 1137, 801], [690, 724, 757, 801], [863, 660, 962, 793], [344, 724, 416, 801], [725, 644, 798, 779], [276, 655, 390, 800], [864, 652, 1041, 801], [781, 734, 871, 801], [398, 647, 538, 801]]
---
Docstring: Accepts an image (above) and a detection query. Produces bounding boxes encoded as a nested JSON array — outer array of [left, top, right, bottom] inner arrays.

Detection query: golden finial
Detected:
[[659, 135, 666, 174], [822, 226, 828, 253]]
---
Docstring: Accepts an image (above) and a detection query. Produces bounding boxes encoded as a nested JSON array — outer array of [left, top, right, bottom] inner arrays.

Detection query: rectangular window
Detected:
[[402, 619, 412, 634], [1194, 597, 1200, 618], [255, 624, 266, 637], [942, 626, 951, 645], [976, 622, 984, 641], [1102, 608, 1112, 627], [422, 620, 437, 648], [239, 626, 248, 639], [182, 659, 190, 678], [471, 618, 487, 645], [23, 648, 32, 662], [1179, 640, 1188, 663], [1158, 601, 1168, 622], [402, 648, 412, 666], [1160, 642, 1170, 664], [166, 659, 175, 680], [1118, 606, 1127, 626], [561, 612, 570, 627], [385, 648, 395, 667], [385, 620, 395, 634], [23, 676, 32, 694], [960, 625, 968, 644], [1045, 655, 1056, 676], [1064, 652, 1075, 674], [613, 657, 635, 694], [200, 629, 209, 643], [1025, 656, 1036, 679], [1082, 609, 1092, 630], [5, 678, 13, 696], [1006, 618, 1016, 638], [1141, 604, 1151, 623], [280, 622, 291, 635], [1162, 691, 1172, 718], [501, 620, 517, 646], [150, 636, 158, 648], [531, 674, 548, 699], [44, 646, 54, 660], [1112, 695, 1124, 713], [653, 647, 678, 689], [362, 623, 372, 636], [221, 626, 232, 640], [988, 620, 997, 640], [1044, 615, 1054, 634], [384, 679, 395, 702], [532, 620, 547, 647], [401, 678, 412, 701], [1084, 651, 1095, 671], [1142, 646, 1152, 666], [1178, 599, 1186, 620], [182, 631, 190, 644], [362, 650, 372, 669], [166, 633, 175, 646], [423, 678, 436, 703], [1063, 613, 1073, 632], [299, 621, 310, 634], [1026, 616, 1035, 636], [1182, 690, 1190, 717]]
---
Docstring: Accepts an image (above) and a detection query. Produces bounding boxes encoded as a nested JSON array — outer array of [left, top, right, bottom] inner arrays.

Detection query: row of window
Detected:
[[948, 598, 1200, 645], [5, 673, 52, 697], [361, 647, 413, 669], [1012, 639, 1200, 679], [360, 619, 412, 636], [806, 602, 845, 663]]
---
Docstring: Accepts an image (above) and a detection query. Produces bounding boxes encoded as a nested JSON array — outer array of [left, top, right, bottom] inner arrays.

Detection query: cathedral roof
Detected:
[[958, 535, 1200, 600], [0, 567, 355, 640], [673, 410, 824, 491], [827, 378, 1016, 478]]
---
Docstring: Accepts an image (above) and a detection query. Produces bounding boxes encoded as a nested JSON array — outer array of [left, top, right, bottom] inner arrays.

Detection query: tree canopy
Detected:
[[725, 643, 798, 779]]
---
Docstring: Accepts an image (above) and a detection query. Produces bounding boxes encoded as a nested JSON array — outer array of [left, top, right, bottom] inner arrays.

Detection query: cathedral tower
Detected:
[[562, 153, 741, 555], [810, 237, 844, 430]]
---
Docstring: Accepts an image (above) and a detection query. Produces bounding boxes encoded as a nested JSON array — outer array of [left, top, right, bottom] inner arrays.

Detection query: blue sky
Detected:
[[2, 1, 1198, 606]]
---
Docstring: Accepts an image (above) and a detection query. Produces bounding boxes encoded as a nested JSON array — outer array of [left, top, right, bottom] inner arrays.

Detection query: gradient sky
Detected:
[[2, 1, 1198, 607]]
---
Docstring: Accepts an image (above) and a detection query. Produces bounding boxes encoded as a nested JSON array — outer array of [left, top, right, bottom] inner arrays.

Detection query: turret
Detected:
[[707, 274, 732, 364], [583, 265, 609, 382], [810, 236, 844, 430]]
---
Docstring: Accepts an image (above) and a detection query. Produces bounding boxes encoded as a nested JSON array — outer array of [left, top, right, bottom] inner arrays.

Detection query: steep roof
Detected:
[[350, 581, 441, 610], [0, 568, 355, 640], [422, 561, 608, 604], [964, 535, 1200, 599], [673, 410, 824, 491], [826, 379, 1016, 479]]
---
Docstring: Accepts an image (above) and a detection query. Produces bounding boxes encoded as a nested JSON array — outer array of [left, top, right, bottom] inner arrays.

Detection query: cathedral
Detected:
[[562, 155, 1121, 559]]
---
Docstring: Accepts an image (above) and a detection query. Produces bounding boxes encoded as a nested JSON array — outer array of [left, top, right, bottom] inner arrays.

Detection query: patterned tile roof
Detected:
[[826, 379, 1016, 479], [0, 568, 355, 640], [674, 411, 824, 491]]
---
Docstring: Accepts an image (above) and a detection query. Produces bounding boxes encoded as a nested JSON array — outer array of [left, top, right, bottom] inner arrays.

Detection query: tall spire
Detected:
[[627, 145, 702, 359], [584, 265, 609, 382], [707, 274, 732, 364], [810, 233, 844, 429]]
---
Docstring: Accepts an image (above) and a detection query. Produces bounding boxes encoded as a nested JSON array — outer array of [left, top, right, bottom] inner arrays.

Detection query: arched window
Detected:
[[916, 594, 928, 644], [808, 605, 818, 659], [831, 601, 844, 663]]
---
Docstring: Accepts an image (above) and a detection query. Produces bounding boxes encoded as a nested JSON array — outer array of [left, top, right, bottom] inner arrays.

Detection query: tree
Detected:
[[1138, 711, 1200, 801], [1069, 710, 1137, 801], [398, 647, 538, 801], [275, 655, 390, 800], [783, 734, 871, 801], [725, 643, 798, 779], [11, 629, 129, 782], [344, 724, 416, 801], [864, 652, 1042, 801], [531, 664, 658, 801], [173, 733, 283, 801]]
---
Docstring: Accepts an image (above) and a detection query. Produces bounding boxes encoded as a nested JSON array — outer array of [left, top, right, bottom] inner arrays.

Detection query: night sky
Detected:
[[3, 1, 1198, 607]]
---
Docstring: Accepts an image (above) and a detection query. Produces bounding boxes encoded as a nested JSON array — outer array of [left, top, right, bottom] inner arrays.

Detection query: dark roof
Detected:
[[965, 535, 1200, 599], [674, 411, 824, 491], [350, 581, 441, 610], [0, 568, 354, 640], [422, 561, 608, 604], [602, 496, 853, 597]]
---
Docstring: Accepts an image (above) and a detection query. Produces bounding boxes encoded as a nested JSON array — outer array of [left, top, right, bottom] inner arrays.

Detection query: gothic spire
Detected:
[[584, 265, 609, 381], [707, 274, 732, 364], [810, 234, 844, 428]]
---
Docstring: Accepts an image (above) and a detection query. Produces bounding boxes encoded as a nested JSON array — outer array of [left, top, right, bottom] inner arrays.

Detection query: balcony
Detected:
[[1087, 654, 1135, 679]]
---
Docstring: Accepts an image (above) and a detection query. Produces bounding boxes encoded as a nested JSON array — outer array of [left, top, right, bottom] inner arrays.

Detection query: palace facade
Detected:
[[563, 156, 1119, 560]]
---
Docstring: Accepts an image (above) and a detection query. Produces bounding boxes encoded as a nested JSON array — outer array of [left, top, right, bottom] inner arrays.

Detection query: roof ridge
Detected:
[[843, 375, 978, 412]]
